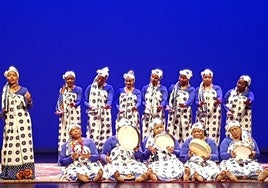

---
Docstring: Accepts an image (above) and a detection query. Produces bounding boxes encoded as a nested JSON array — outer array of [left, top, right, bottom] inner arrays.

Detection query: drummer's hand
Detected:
[[179, 103, 186, 108], [167, 146, 174, 154], [103, 105, 111, 109], [148, 146, 157, 154], [106, 156, 112, 163], [188, 151, 194, 158], [226, 110, 233, 117], [81, 153, 91, 159], [249, 151, 255, 159], [202, 154, 210, 161], [131, 106, 137, 112], [24, 92, 32, 103], [133, 146, 139, 152], [157, 105, 163, 112], [231, 151, 237, 158], [71, 153, 79, 161]]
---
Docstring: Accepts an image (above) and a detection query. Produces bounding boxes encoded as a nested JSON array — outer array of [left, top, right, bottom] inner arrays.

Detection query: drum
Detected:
[[189, 138, 211, 159], [154, 133, 175, 151], [117, 125, 140, 151], [232, 144, 252, 160]]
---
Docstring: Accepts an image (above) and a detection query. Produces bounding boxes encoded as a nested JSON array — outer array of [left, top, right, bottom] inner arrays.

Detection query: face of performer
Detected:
[[236, 79, 248, 93], [229, 126, 242, 140], [97, 75, 107, 87], [125, 77, 134, 89], [6, 71, 19, 86], [70, 126, 82, 140], [202, 74, 213, 86], [191, 128, 205, 139], [150, 74, 160, 86], [179, 74, 189, 86], [65, 75, 75, 88], [153, 123, 165, 136]]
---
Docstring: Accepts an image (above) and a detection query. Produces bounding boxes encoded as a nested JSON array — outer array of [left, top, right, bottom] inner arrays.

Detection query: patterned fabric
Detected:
[[167, 83, 195, 145], [141, 84, 167, 140], [102, 146, 147, 180], [195, 85, 222, 145], [56, 86, 82, 153], [224, 88, 253, 133], [0, 87, 35, 180]]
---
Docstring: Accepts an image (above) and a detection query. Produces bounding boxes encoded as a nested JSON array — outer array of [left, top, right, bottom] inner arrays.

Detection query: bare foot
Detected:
[[93, 169, 103, 182], [194, 172, 204, 182], [147, 168, 157, 181], [226, 171, 237, 181], [216, 171, 226, 182], [135, 173, 148, 182], [183, 167, 191, 181], [77, 173, 90, 183], [114, 171, 124, 182], [258, 169, 268, 181]]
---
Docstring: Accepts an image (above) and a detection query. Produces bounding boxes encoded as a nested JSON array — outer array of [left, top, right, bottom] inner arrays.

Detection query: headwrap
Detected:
[[67, 123, 81, 134], [62, 71, 76, 79], [190, 122, 205, 132], [201, 69, 213, 77], [240, 75, 251, 87], [151, 69, 163, 79], [149, 118, 163, 131], [123, 70, 135, 81], [116, 118, 132, 130], [179, 69, 193, 79], [226, 120, 241, 132], [4, 66, 19, 78], [97, 66, 109, 78]]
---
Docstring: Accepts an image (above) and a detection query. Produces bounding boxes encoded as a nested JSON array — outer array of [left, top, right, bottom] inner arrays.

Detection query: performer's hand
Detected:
[[231, 151, 237, 158], [188, 150, 193, 158], [24, 92, 32, 103], [167, 146, 174, 154], [69, 103, 75, 108], [249, 150, 255, 159], [214, 98, 221, 105], [106, 156, 112, 163], [199, 101, 206, 107], [71, 153, 79, 161], [103, 105, 111, 109], [147, 146, 157, 154], [179, 103, 186, 108], [131, 106, 137, 112], [55, 111, 64, 115], [244, 99, 251, 107], [157, 105, 163, 112]]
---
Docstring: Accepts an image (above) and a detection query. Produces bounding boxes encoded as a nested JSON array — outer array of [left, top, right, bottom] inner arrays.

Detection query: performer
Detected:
[[58, 124, 103, 183], [84, 67, 114, 152], [223, 75, 254, 134], [101, 118, 148, 182], [0, 66, 35, 180], [219, 120, 268, 181], [115, 70, 141, 131], [141, 118, 184, 181], [195, 69, 222, 145], [180, 122, 234, 182], [141, 69, 168, 140], [166, 69, 195, 145], [55, 71, 82, 153]]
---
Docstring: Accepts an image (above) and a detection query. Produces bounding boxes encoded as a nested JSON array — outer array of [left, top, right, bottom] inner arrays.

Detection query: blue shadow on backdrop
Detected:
[[0, 1, 268, 153]]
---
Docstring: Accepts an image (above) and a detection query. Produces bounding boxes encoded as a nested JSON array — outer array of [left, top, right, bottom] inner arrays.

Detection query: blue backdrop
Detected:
[[0, 1, 268, 153]]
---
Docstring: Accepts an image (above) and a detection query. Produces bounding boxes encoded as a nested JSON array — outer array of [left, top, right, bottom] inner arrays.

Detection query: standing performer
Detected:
[[0, 66, 35, 180], [84, 67, 114, 152], [166, 69, 195, 145], [141, 69, 168, 140], [223, 75, 254, 134], [195, 69, 222, 145], [115, 70, 141, 132], [55, 71, 82, 153]]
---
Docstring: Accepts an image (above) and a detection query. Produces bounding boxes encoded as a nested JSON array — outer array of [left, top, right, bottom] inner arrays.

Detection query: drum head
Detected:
[[154, 133, 175, 151], [233, 145, 251, 159], [189, 138, 211, 158], [117, 125, 140, 151]]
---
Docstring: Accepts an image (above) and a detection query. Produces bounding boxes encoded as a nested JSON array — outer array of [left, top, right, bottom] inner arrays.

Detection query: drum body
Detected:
[[189, 138, 211, 159], [154, 133, 175, 151], [117, 125, 140, 151], [232, 143, 252, 160]]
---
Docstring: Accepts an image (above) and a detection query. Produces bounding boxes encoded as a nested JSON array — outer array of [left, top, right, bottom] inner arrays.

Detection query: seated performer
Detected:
[[141, 118, 184, 181], [219, 120, 268, 181], [180, 122, 236, 182], [101, 118, 148, 182], [58, 124, 103, 183]]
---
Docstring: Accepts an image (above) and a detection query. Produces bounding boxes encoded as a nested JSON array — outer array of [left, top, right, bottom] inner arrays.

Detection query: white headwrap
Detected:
[[179, 69, 193, 79], [226, 120, 241, 132], [116, 118, 132, 130], [240, 75, 251, 86], [151, 69, 163, 79], [191, 122, 205, 132], [123, 70, 135, 81], [62, 71, 76, 79], [97, 66, 109, 78], [149, 118, 163, 131], [67, 123, 81, 134], [4, 66, 19, 78], [201, 69, 213, 77]]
